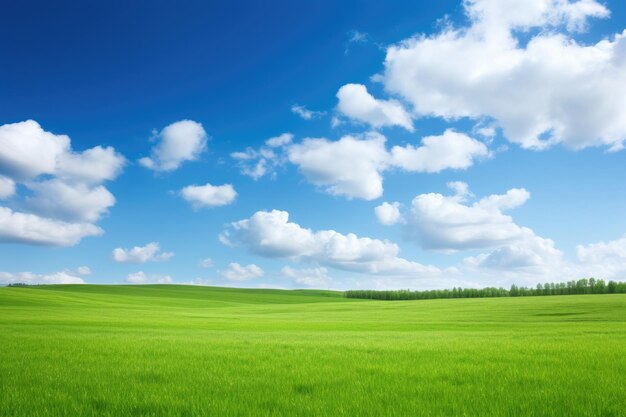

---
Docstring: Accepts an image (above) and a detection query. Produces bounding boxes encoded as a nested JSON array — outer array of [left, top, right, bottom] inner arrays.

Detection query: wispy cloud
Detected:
[[291, 105, 325, 120]]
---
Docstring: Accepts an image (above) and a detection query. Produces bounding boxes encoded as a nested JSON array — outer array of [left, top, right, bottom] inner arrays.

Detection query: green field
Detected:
[[1, 285, 625, 417]]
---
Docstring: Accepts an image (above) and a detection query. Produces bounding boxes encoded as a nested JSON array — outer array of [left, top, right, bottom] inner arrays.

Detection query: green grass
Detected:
[[1, 285, 625, 417]]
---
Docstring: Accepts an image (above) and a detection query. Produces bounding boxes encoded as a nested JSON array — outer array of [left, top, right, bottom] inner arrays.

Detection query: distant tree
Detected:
[[345, 278, 626, 301], [593, 279, 606, 294], [607, 281, 617, 294]]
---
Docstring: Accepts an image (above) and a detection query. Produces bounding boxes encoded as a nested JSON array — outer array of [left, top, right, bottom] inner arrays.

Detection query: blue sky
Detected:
[[1, 0, 626, 289]]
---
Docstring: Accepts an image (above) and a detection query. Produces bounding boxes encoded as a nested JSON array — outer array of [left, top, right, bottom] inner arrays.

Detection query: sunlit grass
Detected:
[[1, 285, 625, 416]]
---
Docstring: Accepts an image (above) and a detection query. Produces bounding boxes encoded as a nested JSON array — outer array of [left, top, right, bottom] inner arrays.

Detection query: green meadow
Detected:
[[0, 285, 625, 417]]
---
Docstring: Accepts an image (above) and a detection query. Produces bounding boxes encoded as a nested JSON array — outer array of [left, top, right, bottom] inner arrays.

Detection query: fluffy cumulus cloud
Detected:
[[231, 133, 293, 180], [287, 131, 487, 200], [181, 183, 237, 208], [220, 263, 264, 281], [0, 120, 125, 246], [381, 0, 626, 151], [56, 145, 126, 183], [281, 266, 331, 288], [112, 242, 174, 264], [0, 207, 103, 246], [0, 270, 86, 285], [459, 231, 626, 285], [25, 180, 115, 223], [232, 130, 486, 201], [0, 122, 125, 182], [378, 182, 564, 276], [368, 182, 626, 283], [0, 120, 70, 180], [288, 133, 388, 200], [406, 183, 532, 251], [139, 120, 207, 172], [575, 236, 626, 278], [336, 84, 414, 131], [577, 236, 626, 264], [375, 202, 402, 225], [126, 271, 173, 284], [221, 209, 441, 276], [463, 234, 562, 271], [390, 129, 490, 173], [442, 231, 626, 284]]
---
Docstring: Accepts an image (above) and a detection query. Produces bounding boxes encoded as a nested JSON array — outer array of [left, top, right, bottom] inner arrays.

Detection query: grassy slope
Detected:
[[0, 285, 625, 417]]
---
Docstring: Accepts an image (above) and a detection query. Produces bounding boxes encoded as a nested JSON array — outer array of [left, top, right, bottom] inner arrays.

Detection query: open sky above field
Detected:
[[1, 0, 626, 289]]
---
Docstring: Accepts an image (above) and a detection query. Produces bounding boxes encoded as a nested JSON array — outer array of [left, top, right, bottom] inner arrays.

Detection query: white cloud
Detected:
[[577, 235, 626, 264], [220, 263, 264, 281], [231, 148, 269, 179], [112, 242, 174, 264], [291, 105, 325, 121], [406, 183, 531, 251], [288, 132, 388, 200], [221, 210, 314, 258], [446, 181, 472, 199], [266, 133, 294, 148], [375, 202, 402, 225], [575, 235, 626, 278], [181, 183, 237, 208], [57, 146, 126, 184], [477, 187, 531, 211], [76, 266, 92, 275], [25, 180, 115, 223], [475, 126, 497, 139], [139, 120, 207, 172], [381, 0, 626, 151], [0, 176, 15, 199], [126, 271, 173, 284], [222, 209, 441, 276], [0, 270, 85, 285], [0, 120, 125, 246], [126, 271, 147, 284], [231, 133, 292, 180], [464, 0, 609, 34], [390, 129, 490, 173], [336, 84, 414, 131], [199, 258, 214, 268], [281, 266, 331, 288], [0, 207, 102, 246], [0, 120, 125, 182], [287, 131, 488, 200], [367, 182, 565, 279], [0, 120, 70, 180], [462, 232, 626, 283], [464, 233, 562, 271]]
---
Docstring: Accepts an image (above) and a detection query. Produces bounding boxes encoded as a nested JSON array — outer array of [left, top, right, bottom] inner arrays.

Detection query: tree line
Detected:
[[345, 278, 626, 301]]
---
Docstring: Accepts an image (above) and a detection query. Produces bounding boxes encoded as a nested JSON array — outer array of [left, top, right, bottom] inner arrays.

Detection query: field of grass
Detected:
[[1, 285, 625, 417]]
